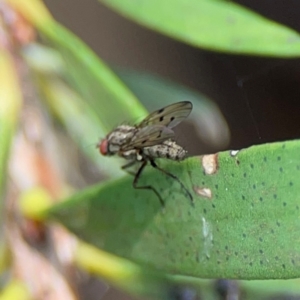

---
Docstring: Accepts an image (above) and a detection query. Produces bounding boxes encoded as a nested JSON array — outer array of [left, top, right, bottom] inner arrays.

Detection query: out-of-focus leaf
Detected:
[[99, 0, 300, 57], [0, 280, 30, 300], [40, 22, 147, 131], [75, 242, 171, 299], [7, 0, 52, 26], [0, 49, 22, 197], [19, 187, 53, 221], [9, 0, 147, 132], [37, 74, 123, 178], [115, 68, 230, 148], [48, 139, 300, 279]]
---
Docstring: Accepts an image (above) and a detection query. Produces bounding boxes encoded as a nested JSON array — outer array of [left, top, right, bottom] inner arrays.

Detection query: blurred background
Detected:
[[45, 0, 300, 152], [3, 1, 300, 299]]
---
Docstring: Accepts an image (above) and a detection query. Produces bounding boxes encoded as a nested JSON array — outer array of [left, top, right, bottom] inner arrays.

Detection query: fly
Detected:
[[97, 101, 193, 207]]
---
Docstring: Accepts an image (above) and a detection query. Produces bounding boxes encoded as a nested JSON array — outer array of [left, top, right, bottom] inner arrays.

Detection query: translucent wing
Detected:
[[122, 125, 174, 150], [137, 101, 193, 129]]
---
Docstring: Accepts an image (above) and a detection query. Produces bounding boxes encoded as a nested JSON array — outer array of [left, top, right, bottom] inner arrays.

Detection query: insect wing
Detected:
[[137, 101, 193, 129], [122, 125, 174, 150]]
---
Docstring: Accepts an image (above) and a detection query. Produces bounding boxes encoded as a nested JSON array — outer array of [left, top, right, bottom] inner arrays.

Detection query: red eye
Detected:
[[99, 139, 108, 155]]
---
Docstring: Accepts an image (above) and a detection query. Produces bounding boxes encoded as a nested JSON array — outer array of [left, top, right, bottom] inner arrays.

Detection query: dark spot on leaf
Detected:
[[297, 206, 299, 210], [217, 260, 221, 265], [283, 202, 287, 207], [292, 259, 295, 265], [259, 249, 263, 254], [290, 182, 293, 186], [279, 167, 283, 172], [282, 264, 286, 269], [276, 221, 280, 227], [236, 159, 240, 165], [244, 255, 248, 259], [259, 237, 263, 242], [215, 184, 218, 189], [297, 165, 300, 170], [260, 260, 263, 265], [243, 173, 247, 178], [282, 144, 286, 149], [206, 256, 210, 260], [216, 250, 220, 254], [231, 173, 234, 177], [259, 197, 263, 202], [277, 156, 281, 161], [275, 256, 279, 260], [271, 229, 274, 234], [212, 204, 216, 208], [262, 182, 265, 186], [250, 163, 254, 168], [226, 256, 229, 261], [225, 246, 228, 250], [235, 252, 238, 256], [263, 157, 267, 162], [273, 194, 277, 199], [189, 236, 193, 241], [249, 262, 253, 266], [188, 211, 191, 216], [253, 184, 256, 189], [242, 195, 245, 200], [202, 181, 205, 185], [196, 254, 199, 263], [251, 202, 254, 208], [203, 209, 207, 214], [243, 233, 246, 238], [186, 251, 189, 256]]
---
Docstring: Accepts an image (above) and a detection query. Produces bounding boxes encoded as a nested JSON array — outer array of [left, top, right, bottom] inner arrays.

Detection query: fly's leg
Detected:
[[133, 160, 165, 207], [150, 159, 193, 204], [121, 160, 137, 176]]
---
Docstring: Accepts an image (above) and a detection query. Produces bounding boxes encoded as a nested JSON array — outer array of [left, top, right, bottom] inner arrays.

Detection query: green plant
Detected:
[[1, 0, 300, 299]]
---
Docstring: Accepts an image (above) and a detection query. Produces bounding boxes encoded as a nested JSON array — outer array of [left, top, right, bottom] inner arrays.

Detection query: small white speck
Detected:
[[230, 150, 240, 157]]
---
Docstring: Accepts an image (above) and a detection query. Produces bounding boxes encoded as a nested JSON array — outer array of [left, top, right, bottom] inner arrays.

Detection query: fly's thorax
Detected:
[[143, 139, 187, 161], [122, 149, 137, 160], [106, 125, 136, 155]]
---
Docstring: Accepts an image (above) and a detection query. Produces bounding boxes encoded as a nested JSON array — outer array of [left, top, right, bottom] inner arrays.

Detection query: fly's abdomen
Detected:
[[143, 140, 187, 161]]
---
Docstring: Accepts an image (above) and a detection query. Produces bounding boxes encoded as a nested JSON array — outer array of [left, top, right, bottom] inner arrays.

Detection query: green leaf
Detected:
[[99, 0, 300, 57], [0, 50, 22, 198], [9, 1, 147, 130], [37, 20, 147, 131], [47, 139, 300, 279]]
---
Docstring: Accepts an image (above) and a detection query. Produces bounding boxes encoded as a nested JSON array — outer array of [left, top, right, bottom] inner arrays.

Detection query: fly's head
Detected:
[[98, 125, 136, 156]]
